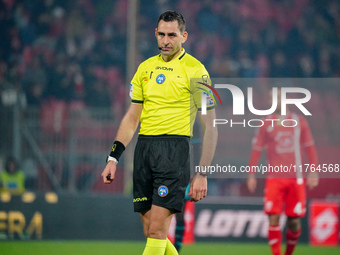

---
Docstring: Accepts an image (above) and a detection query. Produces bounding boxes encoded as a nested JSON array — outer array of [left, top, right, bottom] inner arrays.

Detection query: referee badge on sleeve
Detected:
[[203, 91, 214, 106], [129, 83, 133, 98], [158, 185, 168, 197]]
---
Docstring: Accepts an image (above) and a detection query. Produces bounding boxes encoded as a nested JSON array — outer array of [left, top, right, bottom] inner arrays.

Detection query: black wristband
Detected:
[[109, 141, 125, 161]]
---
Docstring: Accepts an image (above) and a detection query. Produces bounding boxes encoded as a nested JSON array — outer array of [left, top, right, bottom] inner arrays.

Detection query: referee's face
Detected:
[[155, 20, 188, 62]]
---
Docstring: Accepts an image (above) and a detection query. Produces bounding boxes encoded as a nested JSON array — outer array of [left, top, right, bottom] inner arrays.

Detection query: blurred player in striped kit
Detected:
[[247, 88, 319, 255]]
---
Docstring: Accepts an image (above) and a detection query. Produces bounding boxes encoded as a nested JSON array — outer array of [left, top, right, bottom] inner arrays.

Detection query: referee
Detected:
[[101, 11, 217, 255]]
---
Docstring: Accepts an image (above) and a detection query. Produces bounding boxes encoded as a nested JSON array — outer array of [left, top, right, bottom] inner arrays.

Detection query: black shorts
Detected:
[[133, 135, 191, 213]]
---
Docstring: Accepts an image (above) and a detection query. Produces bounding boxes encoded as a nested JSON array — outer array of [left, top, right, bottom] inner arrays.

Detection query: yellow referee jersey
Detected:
[[130, 49, 214, 137]]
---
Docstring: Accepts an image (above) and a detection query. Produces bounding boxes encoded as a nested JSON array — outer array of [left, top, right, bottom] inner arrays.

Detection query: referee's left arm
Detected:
[[188, 109, 218, 201], [198, 108, 218, 167]]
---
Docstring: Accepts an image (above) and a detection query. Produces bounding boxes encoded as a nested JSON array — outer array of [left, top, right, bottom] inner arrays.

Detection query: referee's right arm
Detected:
[[115, 104, 142, 146], [101, 104, 142, 184]]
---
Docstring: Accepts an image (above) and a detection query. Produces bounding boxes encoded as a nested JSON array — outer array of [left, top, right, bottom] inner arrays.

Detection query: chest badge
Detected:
[[156, 74, 165, 84]]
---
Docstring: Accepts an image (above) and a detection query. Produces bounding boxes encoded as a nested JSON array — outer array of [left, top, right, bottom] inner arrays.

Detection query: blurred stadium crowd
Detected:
[[0, 0, 339, 110], [0, 0, 340, 194]]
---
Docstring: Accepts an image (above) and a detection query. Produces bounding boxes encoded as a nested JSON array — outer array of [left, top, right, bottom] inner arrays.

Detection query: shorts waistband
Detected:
[[138, 134, 190, 140]]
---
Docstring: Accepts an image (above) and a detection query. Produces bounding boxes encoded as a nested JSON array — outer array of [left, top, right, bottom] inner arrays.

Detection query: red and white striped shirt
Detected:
[[249, 112, 318, 180]]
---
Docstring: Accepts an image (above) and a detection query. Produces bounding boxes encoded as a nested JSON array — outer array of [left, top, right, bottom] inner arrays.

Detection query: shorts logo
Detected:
[[156, 74, 165, 84], [133, 197, 147, 203], [158, 185, 168, 197]]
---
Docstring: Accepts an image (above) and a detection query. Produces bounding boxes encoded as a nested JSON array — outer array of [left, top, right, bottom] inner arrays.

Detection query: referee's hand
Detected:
[[188, 174, 207, 202], [101, 161, 117, 184]]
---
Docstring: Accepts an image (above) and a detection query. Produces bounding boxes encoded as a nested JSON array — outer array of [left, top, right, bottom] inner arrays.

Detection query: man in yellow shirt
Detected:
[[101, 11, 217, 255], [0, 156, 25, 195]]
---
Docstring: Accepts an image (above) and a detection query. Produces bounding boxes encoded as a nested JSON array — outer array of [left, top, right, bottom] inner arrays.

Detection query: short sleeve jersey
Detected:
[[251, 113, 315, 178], [130, 49, 214, 136]]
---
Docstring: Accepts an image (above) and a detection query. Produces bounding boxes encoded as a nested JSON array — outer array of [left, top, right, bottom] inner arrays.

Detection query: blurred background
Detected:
[[0, 0, 339, 245]]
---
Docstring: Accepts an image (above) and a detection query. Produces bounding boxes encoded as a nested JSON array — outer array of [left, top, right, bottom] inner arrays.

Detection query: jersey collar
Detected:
[[159, 48, 186, 62]]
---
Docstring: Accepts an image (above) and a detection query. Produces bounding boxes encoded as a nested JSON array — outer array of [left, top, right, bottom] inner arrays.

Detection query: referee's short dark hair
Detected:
[[157, 10, 186, 33]]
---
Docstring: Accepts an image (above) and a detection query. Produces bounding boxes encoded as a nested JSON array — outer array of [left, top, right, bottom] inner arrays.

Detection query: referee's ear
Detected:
[[181, 31, 188, 43]]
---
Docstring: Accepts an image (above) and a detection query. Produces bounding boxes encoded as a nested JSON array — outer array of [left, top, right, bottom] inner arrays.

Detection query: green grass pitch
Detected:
[[1, 241, 339, 255]]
